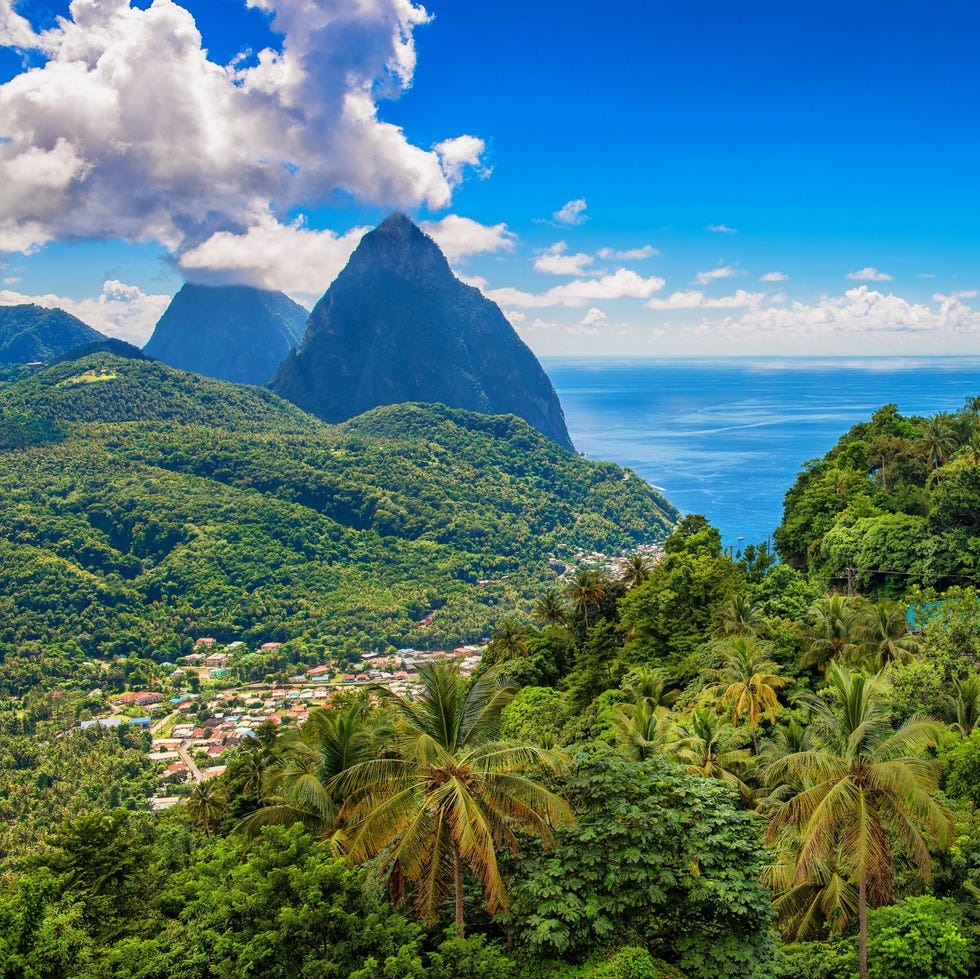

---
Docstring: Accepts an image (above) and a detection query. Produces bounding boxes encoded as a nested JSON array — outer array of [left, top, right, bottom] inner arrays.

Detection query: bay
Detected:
[[542, 357, 980, 550]]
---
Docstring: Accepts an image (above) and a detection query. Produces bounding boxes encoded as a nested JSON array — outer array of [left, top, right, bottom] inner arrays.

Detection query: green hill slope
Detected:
[[0, 353, 677, 694]]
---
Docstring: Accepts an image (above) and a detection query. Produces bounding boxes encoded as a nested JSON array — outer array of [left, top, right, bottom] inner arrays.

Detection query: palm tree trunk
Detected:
[[452, 839, 465, 939], [750, 726, 759, 755], [859, 874, 868, 979]]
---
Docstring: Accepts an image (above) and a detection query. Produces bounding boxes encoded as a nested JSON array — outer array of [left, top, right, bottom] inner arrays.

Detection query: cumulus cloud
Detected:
[[419, 215, 515, 263], [0, 279, 172, 344], [846, 267, 893, 282], [0, 0, 484, 254], [178, 212, 368, 302], [707, 223, 737, 233], [552, 198, 588, 226], [646, 289, 764, 310], [597, 244, 659, 260], [487, 268, 665, 309], [715, 287, 980, 341], [533, 242, 594, 276], [693, 265, 739, 286], [760, 271, 788, 282]]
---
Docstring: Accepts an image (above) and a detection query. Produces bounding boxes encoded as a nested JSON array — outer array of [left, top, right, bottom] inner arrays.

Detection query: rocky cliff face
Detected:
[[0, 304, 105, 365], [271, 213, 574, 450], [143, 284, 307, 385]]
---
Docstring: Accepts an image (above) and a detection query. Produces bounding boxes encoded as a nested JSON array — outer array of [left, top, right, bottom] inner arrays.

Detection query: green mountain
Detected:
[[0, 352, 676, 694], [0, 303, 106, 365], [143, 283, 308, 385], [271, 213, 575, 450]]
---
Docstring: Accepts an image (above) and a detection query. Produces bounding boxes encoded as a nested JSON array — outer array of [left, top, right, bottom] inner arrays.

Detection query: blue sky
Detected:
[[1, 0, 979, 354]]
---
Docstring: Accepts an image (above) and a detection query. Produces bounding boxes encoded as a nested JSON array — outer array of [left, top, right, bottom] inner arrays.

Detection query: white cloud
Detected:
[[0, 0, 484, 254], [716, 287, 980, 341], [707, 223, 737, 234], [646, 289, 764, 310], [694, 265, 739, 286], [420, 215, 515, 263], [917, 273, 936, 279], [846, 267, 893, 282], [597, 244, 659, 260], [177, 212, 368, 303], [487, 268, 665, 308], [552, 199, 588, 226], [533, 242, 594, 276], [760, 271, 788, 282], [950, 289, 979, 300], [0, 279, 172, 345]]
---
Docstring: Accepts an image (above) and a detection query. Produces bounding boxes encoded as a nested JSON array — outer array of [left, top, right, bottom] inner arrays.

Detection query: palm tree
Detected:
[[186, 780, 227, 838], [800, 595, 863, 669], [611, 700, 674, 762], [707, 635, 790, 753], [919, 413, 957, 481], [532, 589, 568, 627], [952, 674, 980, 735], [620, 666, 679, 710], [563, 568, 609, 631], [763, 842, 858, 941], [339, 662, 573, 937], [854, 600, 921, 669], [487, 618, 533, 661], [765, 662, 954, 979], [236, 702, 385, 846], [713, 593, 765, 638], [620, 552, 652, 588], [669, 707, 754, 804]]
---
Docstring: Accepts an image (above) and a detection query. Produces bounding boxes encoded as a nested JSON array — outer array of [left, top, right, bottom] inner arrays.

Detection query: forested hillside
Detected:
[[0, 353, 676, 695]]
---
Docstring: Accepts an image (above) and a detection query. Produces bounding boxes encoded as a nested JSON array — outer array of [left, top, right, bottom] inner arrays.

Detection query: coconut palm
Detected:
[[952, 674, 980, 735], [186, 779, 227, 838], [800, 595, 863, 669], [707, 635, 790, 753], [669, 707, 754, 804], [532, 589, 568, 627], [339, 662, 572, 937], [854, 600, 921, 669], [763, 842, 858, 941], [563, 568, 609, 630], [610, 701, 674, 762], [919, 412, 957, 481], [487, 618, 533, 661], [236, 702, 385, 846], [620, 666, 680, 710], [765, 662, 953, 979], [620, 552, 652, 588], [713, 593, 765, 638]]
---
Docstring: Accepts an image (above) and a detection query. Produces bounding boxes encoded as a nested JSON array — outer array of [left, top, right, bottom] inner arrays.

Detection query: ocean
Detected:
[[542, 357, 980, 551]]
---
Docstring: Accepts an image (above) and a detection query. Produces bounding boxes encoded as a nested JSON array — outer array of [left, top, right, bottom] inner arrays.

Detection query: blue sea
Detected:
[[542, 357, 980, 550]]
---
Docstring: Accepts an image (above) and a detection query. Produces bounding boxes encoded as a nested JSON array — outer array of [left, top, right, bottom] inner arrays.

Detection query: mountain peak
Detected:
[[143, 283, 308, 386], [271, 215, 574, 450]]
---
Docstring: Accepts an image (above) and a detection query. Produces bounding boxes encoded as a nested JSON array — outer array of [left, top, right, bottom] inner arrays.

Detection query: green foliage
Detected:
[[587, 946, 687, 978], [0, 355, 676, 694], [943, 730, 980, 806], [502, 749, 778, 979], [775, 401, 980, 596], [864, 896, 972, 979]]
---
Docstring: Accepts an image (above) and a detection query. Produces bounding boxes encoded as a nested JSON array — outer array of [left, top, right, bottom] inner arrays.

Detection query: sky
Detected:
[[1, 0, 979, 356]]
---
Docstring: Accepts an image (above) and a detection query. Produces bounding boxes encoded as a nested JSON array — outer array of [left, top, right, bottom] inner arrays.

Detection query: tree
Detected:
[[713, 593, 765, 638], [564, 569, 609, 631], [765, 662, 954, 979], [668, 707, 754, 804], [799, 595, 863, 670], [186, 780, 226, 838], [855, 599, 921, 669], [920, 413, 957, 480], [532, 589, 568, 627], [620, 552, 652, 589], [237, 702, 385, 845], [707, 635, 790, 753], [340, 662, 573, 937], [485, 618, 533, 662], [952, 674, 980, 736], [501, 749, 779, 979]]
